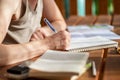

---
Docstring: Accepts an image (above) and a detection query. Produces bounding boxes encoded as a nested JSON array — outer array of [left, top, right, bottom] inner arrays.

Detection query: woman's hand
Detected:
[[30, 26, 56, 41], [48, 30, 70, 50], [30, 27, 47, 41]]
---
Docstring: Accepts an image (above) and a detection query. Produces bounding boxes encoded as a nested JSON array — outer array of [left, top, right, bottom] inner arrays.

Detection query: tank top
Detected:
[[3, 0, 43, 44]]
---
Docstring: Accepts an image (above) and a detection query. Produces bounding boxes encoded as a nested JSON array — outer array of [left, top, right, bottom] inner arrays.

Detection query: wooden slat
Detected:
[[77, 16, 96, 25], [113, 0, 120, 14], [69, 0, 77, 15], [112, 15, 120, 27], [98, 0, 108, 15], [85, 0, 93, 15], [77, 50, 103, 80], [95, 15, 112, 24], [96, 49, 108, 80], [103, 54, 120, 80]]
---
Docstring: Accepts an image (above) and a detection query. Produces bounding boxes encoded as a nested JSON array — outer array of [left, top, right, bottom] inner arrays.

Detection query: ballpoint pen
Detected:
[[44, 18, 57, 33], [92, 61, 97, 76]]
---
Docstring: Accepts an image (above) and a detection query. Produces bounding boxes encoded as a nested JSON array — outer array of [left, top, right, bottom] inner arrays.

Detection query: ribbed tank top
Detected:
[[3, 0, 43, 44]]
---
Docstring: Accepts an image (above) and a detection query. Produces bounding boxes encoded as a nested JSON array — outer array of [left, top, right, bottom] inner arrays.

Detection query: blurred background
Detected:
[[54, 0, 120, 27], [55, 0, 116, 18]]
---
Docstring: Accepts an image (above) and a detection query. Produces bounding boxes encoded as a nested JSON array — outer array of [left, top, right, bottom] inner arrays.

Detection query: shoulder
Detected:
[[0, 0, 21, 13], [43, 0, 55, 4]]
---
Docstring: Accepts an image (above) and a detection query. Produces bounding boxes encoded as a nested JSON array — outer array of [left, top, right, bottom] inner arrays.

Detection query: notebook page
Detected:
[[68, 25, 120, 40], [68, 36, 118, 51], [29, 50, 89, 73]]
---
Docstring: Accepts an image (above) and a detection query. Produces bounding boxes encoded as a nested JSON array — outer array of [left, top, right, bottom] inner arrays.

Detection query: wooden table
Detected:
[[103, 52, 120, 80], [0, 15, 120, 80], [0, 50, 105, 80], [66, 15, 120, 27], [66, 14, 120, 80]]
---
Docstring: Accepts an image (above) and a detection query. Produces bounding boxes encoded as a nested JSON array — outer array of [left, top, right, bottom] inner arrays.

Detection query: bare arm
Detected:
[[30, 0, 67, 40], [0, 0, 15, 42], [0, 0, 49, 66], [0, 31, 70, 66], [42, 0, 67, 35], [0, 0, 70, 66], [0, 39, 50, 65]]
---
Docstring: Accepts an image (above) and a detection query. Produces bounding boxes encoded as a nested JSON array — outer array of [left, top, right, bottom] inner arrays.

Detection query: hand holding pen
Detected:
[[30, 18, 57, 41], [44, 18, 70, 50]]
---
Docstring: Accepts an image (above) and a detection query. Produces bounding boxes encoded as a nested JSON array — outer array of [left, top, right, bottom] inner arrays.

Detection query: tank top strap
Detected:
[[22, 0, 31, 12]]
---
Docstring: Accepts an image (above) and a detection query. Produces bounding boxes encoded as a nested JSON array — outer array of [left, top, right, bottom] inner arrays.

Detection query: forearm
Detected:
[[0, 30, 70, 66], [0, 38, 51, 66], [50, 18, 67, 31], [42, 0, 67, 35], [42, 19, 67, 35]]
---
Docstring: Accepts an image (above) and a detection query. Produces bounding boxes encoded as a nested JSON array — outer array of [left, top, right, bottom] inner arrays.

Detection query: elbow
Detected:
[[0, 44, 12, 66]]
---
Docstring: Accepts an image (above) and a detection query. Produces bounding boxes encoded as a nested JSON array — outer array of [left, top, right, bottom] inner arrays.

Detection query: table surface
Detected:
[[0, 15, 120, 80], [66, 15, 120, 80]]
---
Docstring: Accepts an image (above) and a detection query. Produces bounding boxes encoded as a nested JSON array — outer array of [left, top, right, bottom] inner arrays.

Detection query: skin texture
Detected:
[[0, 0, 70, 66]]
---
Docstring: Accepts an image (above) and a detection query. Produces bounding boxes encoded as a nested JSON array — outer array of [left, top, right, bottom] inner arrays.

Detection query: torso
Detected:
[[12, 0, 38, 21], [3, 0, 43, 44], [29, 0, 38, 11]]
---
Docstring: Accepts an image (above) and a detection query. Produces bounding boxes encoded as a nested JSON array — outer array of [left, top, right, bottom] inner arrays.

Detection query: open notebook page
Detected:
[[67, 36, 118, 52], [29, 50, 89, 74]]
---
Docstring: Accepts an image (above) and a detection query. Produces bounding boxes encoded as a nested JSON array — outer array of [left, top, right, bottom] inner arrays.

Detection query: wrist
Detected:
[[44, 37, 55, 50]]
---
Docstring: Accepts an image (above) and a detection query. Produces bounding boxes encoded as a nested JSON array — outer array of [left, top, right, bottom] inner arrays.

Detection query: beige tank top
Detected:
[[3, 0, 43, 44]]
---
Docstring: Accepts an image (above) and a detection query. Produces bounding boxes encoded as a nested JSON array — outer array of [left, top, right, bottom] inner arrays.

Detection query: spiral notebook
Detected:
[[67, 36, 118, 52], [29, 50, 89, 80]]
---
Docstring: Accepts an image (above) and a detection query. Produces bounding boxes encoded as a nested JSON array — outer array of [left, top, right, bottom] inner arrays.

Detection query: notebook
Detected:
[[29, 50, 89, 80], [68, 25, 120, 40], [67, 36, 118, 52]]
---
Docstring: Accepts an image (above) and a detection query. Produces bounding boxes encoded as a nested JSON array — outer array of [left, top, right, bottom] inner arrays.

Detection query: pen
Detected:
[[92, 61, 97, 76], [44, 18, 57, 33]]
